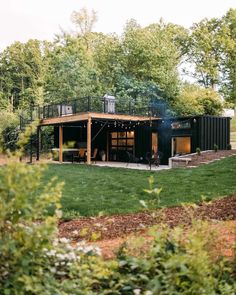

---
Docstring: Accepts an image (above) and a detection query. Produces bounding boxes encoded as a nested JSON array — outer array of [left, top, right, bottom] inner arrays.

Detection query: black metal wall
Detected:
[[135, 125, 151, 160], [152, 116, 230, 164], [197, 116, 230, 150]]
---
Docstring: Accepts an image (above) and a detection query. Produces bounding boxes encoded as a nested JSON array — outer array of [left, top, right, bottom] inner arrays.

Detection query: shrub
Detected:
[[227, 144, 232, 150], [196, 147, 201, 155], [214, 143, 219, 152], [0, 160, 65, 294], [0, 111, 19, 151]]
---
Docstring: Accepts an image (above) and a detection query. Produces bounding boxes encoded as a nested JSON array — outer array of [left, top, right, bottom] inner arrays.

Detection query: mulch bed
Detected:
[[59, 195, 236, 241], [187, 150, 236, 167]]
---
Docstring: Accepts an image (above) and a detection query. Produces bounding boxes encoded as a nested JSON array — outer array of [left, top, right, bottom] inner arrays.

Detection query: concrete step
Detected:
[[231, 142, 236, 149]]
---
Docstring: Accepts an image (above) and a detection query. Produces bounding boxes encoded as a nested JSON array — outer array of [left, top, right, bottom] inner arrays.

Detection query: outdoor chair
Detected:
[[125, 151, 139, 167], [145, 151, 162, 169], [73, 149, 86, 163], [91, 148, 98, 163]]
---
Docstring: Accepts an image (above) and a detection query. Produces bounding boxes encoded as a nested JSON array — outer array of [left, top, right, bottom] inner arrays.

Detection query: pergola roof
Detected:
[[39, 112, 158, 126]]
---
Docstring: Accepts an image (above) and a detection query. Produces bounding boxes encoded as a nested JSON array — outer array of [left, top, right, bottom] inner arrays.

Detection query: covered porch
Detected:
[[38, 112, 157, 165]]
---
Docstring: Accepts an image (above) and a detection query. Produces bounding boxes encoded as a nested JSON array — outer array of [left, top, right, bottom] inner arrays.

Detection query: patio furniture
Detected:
[[51, 148, 79, 162], [73, 149, 87, 163], [145, 151, 162, 169], [125, 151, 139, 167], [91, 148, 98, 163]]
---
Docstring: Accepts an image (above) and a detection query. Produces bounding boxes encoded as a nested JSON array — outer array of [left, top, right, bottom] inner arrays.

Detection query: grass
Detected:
[[42, 156, 236, 218]]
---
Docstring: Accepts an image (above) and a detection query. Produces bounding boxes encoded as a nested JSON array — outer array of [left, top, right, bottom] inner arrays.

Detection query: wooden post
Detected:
[[59, 125, 63, 163], [106, 131, 109, 162], [87, 117, 91, 164]]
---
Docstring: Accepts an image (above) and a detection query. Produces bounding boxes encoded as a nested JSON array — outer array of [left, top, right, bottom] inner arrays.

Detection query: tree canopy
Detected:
[[0, 8, 235, 116]]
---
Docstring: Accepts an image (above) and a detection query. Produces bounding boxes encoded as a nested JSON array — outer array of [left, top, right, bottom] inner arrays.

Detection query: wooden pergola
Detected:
[[39, 112, 154, 164]]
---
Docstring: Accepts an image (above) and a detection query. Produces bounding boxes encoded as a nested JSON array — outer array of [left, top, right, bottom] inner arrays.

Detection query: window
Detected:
[[109, 131, 135, 160], [172, 137, 191, 156], [171, 120, 191, 129]]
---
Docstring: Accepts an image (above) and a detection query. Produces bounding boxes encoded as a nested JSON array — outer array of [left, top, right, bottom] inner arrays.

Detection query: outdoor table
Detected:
[[51, 148, 80, 162]]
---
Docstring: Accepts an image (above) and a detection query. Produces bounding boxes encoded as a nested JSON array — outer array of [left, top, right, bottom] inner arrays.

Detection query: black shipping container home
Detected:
[[51, 116, 230, 165], [153, 116, 230, 164], [34, 97, 230, 165]]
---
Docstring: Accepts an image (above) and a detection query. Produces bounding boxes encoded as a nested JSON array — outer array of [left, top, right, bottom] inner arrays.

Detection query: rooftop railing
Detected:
[[30, 96, 166, 121]]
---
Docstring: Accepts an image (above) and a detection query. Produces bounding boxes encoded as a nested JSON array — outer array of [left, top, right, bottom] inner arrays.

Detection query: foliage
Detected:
[[110, 222, 235, 295], [173, 83, 223, 116], [187, 18, 223, 89], [141, 175, 162, 209], [0, 157, 65, 293], [214, 143, 219, 152], [0, 110, 19, 151], [44, 34, 101, 103], [184, 9, 236, 104], [220, 9, 236, 103], [71, 7, 97, 36], [0, 40, 46, 110], [120, 20, 182, 102], [196, 147, 201, 155], [1, 8, 236, 112]]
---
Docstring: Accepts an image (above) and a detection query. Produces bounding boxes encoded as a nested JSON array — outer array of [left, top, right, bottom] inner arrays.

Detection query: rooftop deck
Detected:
[[30, 96, 165, 126]]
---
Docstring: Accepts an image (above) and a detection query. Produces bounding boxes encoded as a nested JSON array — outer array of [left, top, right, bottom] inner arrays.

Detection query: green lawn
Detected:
[[42, 156, 236, 218]]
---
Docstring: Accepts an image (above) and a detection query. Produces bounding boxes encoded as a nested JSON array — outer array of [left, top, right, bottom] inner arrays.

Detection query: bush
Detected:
[[101, 222, 235, 295], [214, 143, 219, 152], [0, 160, 65, 294], [227, 144, 232, 150], [0, 111, 19, 151], [196, 147, 201, 155]]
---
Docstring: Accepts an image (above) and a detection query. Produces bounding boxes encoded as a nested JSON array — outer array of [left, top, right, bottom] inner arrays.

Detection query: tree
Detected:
[[71, 7, 98, 51], [44, 34, 101, 103], [173, 83, 223, 116], [120, 19, 183, 102], [220, 9, 236, 103], [187, 18, 223, 89], [0, 40, 46, 110]]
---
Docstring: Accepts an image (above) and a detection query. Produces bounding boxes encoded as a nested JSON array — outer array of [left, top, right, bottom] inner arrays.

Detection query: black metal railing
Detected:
[[30, 96, 166, 121]]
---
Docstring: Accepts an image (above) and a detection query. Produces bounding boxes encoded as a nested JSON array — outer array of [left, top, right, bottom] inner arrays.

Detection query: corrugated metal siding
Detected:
[[198, 116, 230, 150]]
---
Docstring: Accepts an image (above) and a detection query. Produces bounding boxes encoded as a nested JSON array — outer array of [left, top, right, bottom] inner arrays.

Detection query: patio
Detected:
[[82, 161, 169, 171]]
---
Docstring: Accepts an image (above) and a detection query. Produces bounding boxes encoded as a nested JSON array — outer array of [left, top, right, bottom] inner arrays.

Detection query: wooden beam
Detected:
[[90, 112, 154, 122], [87, 116, 91, 164], [39, 112, 156, 126], [39, 113, 90, 126], [59, 125, 63, 163]]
